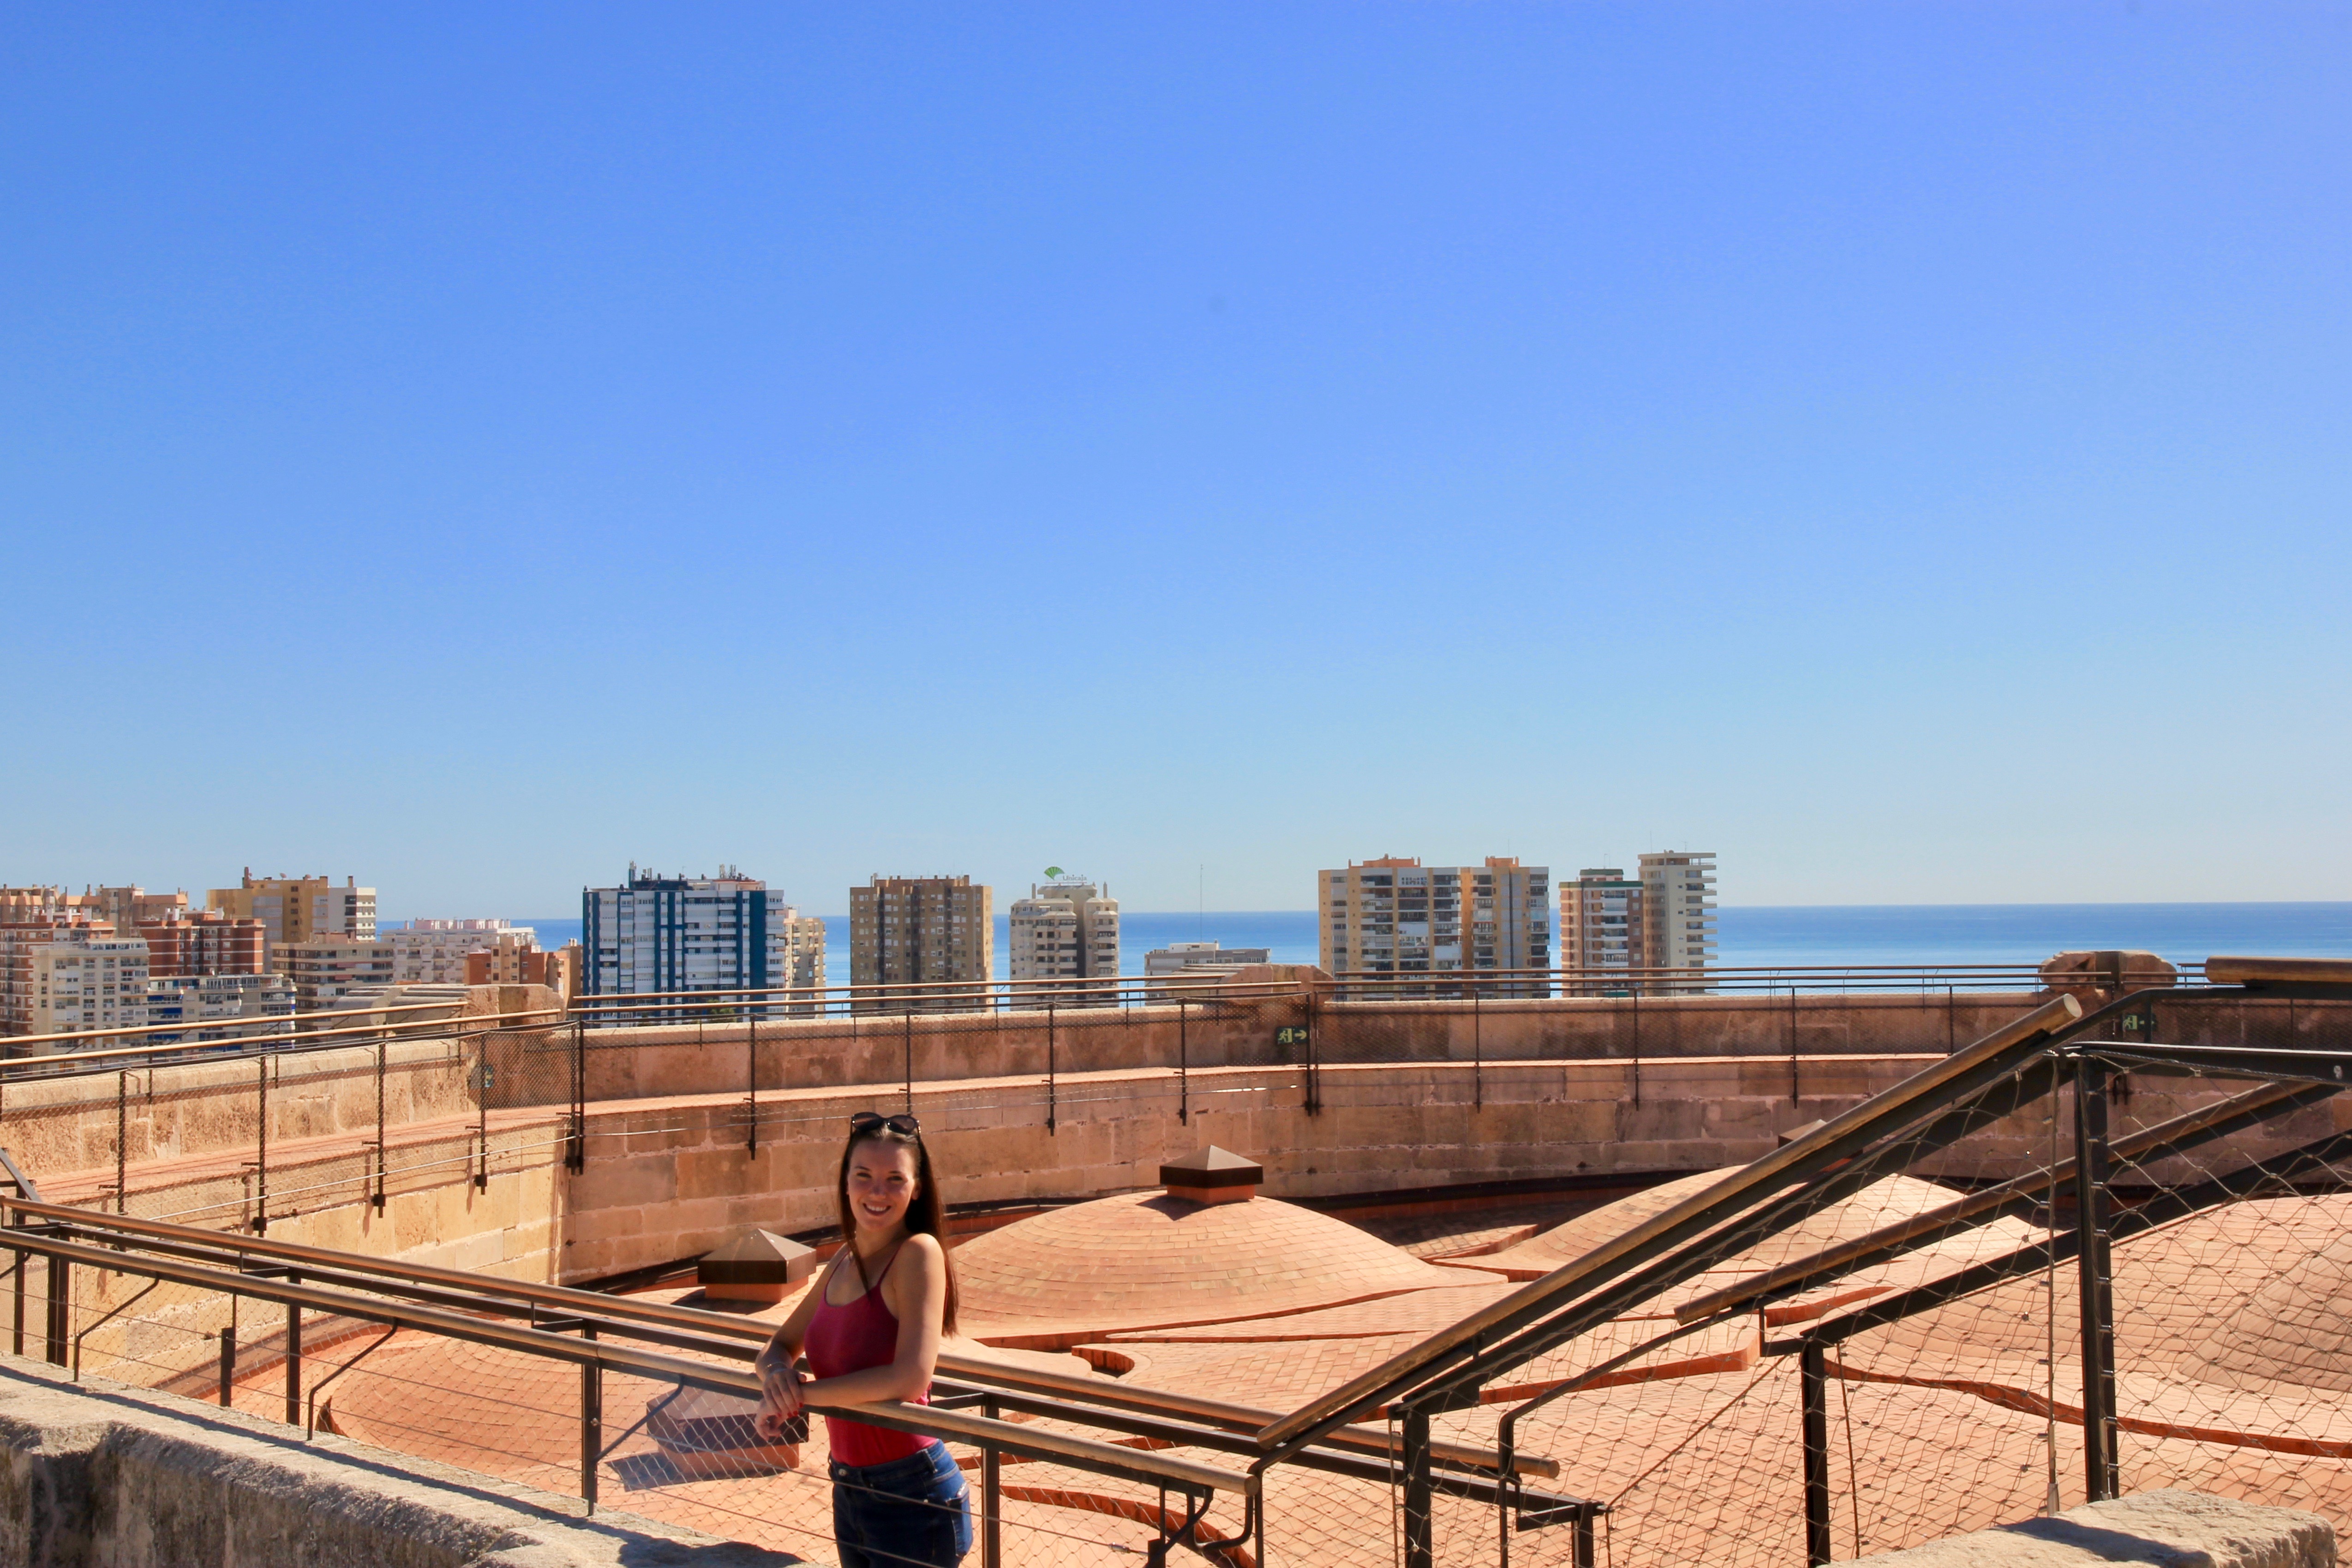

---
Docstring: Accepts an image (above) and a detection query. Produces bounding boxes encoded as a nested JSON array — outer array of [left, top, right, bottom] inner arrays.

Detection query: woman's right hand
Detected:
[[754, 1359, 805, 1441]]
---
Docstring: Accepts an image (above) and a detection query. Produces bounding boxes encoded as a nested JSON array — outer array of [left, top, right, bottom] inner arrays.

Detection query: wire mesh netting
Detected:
[[8, 981, 2349, 1567]]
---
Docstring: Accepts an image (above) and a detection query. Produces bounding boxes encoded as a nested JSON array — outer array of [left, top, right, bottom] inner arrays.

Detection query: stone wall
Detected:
[[0, 1358, 788, 1566], [8, 983, 2344, 1299]]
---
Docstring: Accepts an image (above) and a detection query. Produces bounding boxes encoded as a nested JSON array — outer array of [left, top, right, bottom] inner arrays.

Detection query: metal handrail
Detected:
[[5, 1223, 1256, 1500], [1254, 993, 2088, 1449], [0, 1192, 1549, 1483], [0, 996, 536, 1052], [0, 1005, 562, 1077]]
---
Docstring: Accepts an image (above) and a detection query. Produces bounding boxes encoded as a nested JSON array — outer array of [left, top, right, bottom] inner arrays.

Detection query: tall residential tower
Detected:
[[1318, 857, 1550, 994], [582, 867, 823, 1000], [850, 875, 992, 1011], [1560, 868, 1645, 994], [1008, 876, 1119, 1005], [1640, 851, 1718, 990]]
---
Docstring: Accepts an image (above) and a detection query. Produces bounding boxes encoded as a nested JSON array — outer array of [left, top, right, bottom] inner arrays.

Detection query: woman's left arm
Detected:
[[796, 1234, 946, 1409]]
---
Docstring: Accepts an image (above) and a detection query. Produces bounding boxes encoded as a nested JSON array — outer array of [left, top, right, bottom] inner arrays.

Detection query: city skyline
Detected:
[[4, 7, 2346, 913]]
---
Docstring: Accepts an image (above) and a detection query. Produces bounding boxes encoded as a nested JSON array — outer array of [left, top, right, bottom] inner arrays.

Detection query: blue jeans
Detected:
[[830, 1441, 972, 1568]]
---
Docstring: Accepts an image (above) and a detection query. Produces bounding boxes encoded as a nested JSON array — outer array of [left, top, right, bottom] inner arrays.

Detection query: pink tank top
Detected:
[[804, 1245, 936, 1466]]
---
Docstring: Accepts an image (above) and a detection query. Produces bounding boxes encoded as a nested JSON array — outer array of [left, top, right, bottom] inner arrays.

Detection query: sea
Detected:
[[456, 903, 2352, 981]]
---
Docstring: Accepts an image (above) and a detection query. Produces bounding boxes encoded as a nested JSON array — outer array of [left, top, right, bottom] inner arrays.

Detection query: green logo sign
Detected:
[[1044, 866, 1064, 879]]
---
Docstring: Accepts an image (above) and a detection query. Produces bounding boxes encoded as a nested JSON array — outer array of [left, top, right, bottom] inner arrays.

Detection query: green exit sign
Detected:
[[1275, 1025, 1311, 1048]]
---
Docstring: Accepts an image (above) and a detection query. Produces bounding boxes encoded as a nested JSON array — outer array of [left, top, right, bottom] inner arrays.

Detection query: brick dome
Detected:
[[1471, 1172, 1977, 1284], [2187, 1206, 2352, 1394], [953, 1190, 1471, 1345]]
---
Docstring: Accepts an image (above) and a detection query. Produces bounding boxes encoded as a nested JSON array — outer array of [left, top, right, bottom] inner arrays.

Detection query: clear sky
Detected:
[[3, 4, 2346, 918]]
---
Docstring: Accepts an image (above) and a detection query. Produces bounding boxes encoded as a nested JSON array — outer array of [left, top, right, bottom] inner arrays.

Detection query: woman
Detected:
[[755, 1110, 971, 1568]]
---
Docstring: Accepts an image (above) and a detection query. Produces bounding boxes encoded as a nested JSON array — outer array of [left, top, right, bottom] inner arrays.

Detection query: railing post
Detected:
[[2074, 1054, 2119, 1501], [373, 1041, 387, 1213], [981, 1395, 1003, 1568], [44, 1255, 67, 1367], [285, 1271, 301, 1425], [1801, 1340, 1831, 1566], [1046, 1005, 1057, 1135], [581, 1324, 601, 1512], [252, 1056, 269, 1234], [1789, 987, 1801, 1105], [116, 1071, 129, 1216], [9, 1243, 22, 1356], [746, 1017, 758, 1156], [476, 1045, 491, 1192], [1473, 991, 1483, 1112], [219, 1320, 235, 1406], [1401, 1402, 1434, 1568], [1177, 1001, 1188, 1126], [904, 1005, 914, 1115], [567, 1015, 587, 1175], [1304, 987, 1320, 1117]]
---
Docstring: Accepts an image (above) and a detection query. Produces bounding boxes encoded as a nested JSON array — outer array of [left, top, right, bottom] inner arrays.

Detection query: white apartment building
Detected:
[[144, 973, 296, 1044], [1143, 940, 1271, 976], [275, 934, 397, 1010], [583, 866, 821, 999], [24, 935, 151, 1048], [1318, 857, 1551, 994], [388, 920, 539, 984], [1008, 878, 1120, 1005], [1640, 851, 1718, 989]]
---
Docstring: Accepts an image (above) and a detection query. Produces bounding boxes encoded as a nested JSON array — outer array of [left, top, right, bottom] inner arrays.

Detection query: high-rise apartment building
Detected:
[[581, 867, 822, 999], [0, 913, 113, 1038], [1318, 857, 1551, 994], [207, 872, 377, 962], [850, 875, 991, 1011], [138, 910, 269, 979], [1560, 869, 1645, 994], [1640, 851, 1718, 990], [22, 934, 151, 1047], [275, 934, 398, 1009], [388, 920, 539, 985], [1008, 877, 1119, 1005]]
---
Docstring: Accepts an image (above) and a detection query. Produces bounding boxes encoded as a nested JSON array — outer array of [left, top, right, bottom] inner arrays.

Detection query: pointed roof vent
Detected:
[[1160, 1146, 1263, 1206], [696, 1228, 816, 1303]]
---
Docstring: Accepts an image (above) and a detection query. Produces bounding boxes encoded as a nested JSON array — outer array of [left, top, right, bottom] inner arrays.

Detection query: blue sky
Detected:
[[3, 3, 2346, 917]]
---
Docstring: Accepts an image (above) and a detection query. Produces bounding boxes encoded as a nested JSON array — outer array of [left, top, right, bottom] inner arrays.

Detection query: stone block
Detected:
[[1850, 1488, 2331, 1567]]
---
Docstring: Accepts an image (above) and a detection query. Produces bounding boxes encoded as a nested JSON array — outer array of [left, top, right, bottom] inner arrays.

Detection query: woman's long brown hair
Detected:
[[836, 1124, 959, 1334]]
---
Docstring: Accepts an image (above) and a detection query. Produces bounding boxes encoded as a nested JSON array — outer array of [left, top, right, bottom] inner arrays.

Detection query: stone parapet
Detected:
[[0, 1356, 790, 1566]]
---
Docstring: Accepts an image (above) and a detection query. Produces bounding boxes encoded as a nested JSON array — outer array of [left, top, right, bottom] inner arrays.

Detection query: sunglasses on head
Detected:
[[849, 1110, 921, 1137]]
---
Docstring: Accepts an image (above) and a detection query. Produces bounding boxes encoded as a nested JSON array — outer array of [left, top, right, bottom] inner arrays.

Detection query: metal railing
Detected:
[[0, 1188, 1590, 1566], [1253, 956, 2352, 1567], [0, 954, 2343, 1563]]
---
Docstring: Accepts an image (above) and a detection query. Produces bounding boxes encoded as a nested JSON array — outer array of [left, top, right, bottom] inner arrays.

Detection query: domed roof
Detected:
[[2188, 1213, 2352, 1394], [953, 1190, 1471, 1346], [1469, 1172, 1975, 1285]]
